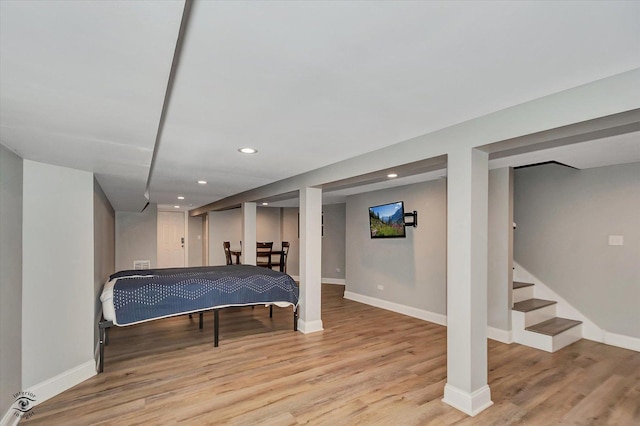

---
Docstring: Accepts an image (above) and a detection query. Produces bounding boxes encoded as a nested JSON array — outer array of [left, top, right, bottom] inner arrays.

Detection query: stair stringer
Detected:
[[513, 261, 603, 342]]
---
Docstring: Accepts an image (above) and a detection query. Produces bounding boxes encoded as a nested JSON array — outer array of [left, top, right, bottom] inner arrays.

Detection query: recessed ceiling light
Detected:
[[197, 180, 207, 185], [262, 202, 269, 206], [238, 147, 258, 154], [174, 205, 180, 209], [387, 173, 398, 178], [177, 196, 185, 200]]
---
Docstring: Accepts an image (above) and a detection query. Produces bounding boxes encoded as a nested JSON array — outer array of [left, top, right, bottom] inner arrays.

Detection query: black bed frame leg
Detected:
[[98, 320, 113, 373], [199, 312, 204, 329], [269, 305, 273, 318], [214, 309, 219, 347], [293, 307, 298, 332]]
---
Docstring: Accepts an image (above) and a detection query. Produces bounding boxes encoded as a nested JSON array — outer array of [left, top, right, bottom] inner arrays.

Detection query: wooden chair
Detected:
[[223, 241, 233, 265], [278, 241, 290, 273], [256, 242, 273, 268]]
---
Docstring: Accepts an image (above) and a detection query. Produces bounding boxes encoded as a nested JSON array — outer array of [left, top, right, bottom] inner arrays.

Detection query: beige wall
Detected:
[[0, 144, 23, 415], [115, 205, 157, 271], [93, 179, 115, 349], [188, 216, 203, 267]]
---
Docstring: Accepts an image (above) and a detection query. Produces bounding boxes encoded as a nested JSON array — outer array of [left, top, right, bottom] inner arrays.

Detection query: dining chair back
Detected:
[[256, 242, 273, 268], [280, 241, 290, 273], [223, 241, 233, 265]]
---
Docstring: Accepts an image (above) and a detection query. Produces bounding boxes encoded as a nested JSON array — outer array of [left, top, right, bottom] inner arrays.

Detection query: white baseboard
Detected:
[[289, 276, 345, 286], [487, 326, 513, 344], [25, 360, 96, 407], [0, 406, 20, 426], [297, 319, 324, 334], [322, 278, 345, 285], [442, 383, 493, 416], [604, 331, 640, 352], [344, 291, 447, 326]]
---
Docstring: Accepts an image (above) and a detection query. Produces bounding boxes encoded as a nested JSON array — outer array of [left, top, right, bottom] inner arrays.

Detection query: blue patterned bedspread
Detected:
[[111, 265, 299, 326]]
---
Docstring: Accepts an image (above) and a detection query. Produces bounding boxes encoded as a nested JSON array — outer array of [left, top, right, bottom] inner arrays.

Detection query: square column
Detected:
[[443, 147, 493, 416], [298, 187, 323, 333], [242, 202, 256, 265]]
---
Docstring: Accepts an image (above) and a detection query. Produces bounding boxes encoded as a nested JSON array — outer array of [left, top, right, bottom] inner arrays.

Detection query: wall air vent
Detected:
[[133, 260, 151, 270]]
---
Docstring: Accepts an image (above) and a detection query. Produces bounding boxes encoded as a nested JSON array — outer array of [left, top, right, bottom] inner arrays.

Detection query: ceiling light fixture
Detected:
[[197, 180, 207, 185], [262, 202, 269, 206], [387, 173, 398, 178], [177, 196, 185, 200], [238, 147, 258, 154], [174, 205, 180, 209]]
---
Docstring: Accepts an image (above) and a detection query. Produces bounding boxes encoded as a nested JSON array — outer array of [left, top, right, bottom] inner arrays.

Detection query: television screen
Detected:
[[369, 201, 406, 238]]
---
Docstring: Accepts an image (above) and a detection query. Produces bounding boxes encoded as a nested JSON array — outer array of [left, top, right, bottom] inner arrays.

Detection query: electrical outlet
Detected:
[[377, 284, 384, 291], [336, 268, 341, 273], [608, 235, 624, 246]]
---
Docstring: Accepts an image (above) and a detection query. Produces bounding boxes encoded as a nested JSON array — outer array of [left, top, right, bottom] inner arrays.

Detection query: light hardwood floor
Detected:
[[23, 284, 640, 425]]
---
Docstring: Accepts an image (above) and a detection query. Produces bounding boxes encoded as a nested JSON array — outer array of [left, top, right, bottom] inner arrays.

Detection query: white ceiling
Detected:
[[1, 1, 639, 212]]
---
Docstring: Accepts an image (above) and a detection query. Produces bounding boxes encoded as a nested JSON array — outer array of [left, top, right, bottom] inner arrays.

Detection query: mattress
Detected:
[[100, 265, 299, 326]]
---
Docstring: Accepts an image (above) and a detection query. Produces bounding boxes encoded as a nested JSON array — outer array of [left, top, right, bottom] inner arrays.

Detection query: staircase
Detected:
[[511, 281, 582, 352]]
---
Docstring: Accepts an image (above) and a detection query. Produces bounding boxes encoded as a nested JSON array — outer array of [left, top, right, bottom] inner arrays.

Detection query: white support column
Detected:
[[242, 202, 257, 266], [298, 187, 323, 334], [443, 147, 493, 416]]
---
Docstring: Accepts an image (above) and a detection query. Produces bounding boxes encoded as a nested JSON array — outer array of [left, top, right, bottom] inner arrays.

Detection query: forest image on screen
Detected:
[[369, 201, 405, 238]]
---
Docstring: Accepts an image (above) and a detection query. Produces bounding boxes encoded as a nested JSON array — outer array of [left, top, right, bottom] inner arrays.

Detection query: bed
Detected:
[[99, 264, 299, 372]]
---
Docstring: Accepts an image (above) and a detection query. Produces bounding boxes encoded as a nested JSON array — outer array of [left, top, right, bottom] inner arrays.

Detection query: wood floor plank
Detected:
[[22, 284, 640, 425]]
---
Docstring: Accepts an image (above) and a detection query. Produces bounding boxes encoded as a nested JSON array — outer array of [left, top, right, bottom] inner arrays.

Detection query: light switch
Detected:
[[608, 235, 624, 246]]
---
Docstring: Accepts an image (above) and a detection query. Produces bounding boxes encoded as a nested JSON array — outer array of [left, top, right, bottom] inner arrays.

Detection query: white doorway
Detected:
[[158, 211, 185, 268]]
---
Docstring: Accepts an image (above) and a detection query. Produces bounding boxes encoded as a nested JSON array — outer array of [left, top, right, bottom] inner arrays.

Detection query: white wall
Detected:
[[115, 204, 157, 271], [0, 143, 23, 415], [93, 179, 115, 349], [345, 179, 447, 316], [22, 160, 94, 389], [514, 162, 640, 339]]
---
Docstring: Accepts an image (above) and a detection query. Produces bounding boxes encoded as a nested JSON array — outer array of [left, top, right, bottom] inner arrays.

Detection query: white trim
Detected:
[[289, 276, 345, 286], [442, 384, 493, 416], [25, 360, 96, 407], [487, 326, 513, 344], [0, 406, 21, 426], [297, 319, 324, 334], [344, 291, 447, 326], [604, 331, 640, 352]]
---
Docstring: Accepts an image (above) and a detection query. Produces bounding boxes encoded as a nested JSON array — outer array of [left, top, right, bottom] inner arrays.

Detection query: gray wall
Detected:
[[321, 203, 346, 280], [208, 209, 242, 266], [514, 162, 640, 338], [487, 168, 514, 332], [0, 144, 23, 415], [93, 179, 115, 350], [115, 205, 157, 271], [188, 216, 203, 267], [22, 160, 94, 388], [345, 179, 447, 315]]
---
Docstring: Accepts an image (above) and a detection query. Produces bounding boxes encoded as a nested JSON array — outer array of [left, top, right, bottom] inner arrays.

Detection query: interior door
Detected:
[[158, 211, 185, 268]]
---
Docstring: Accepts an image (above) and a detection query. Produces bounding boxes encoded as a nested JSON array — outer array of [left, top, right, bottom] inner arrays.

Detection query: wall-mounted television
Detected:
[[369, 201, 406, 238]]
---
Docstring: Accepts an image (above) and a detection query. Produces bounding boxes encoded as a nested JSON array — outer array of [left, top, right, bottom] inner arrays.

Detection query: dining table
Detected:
[[229, 248, 286, 272]]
